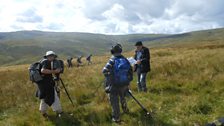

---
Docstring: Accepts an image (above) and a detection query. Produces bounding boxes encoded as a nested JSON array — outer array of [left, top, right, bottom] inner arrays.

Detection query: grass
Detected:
[[0, 42, 224, 126]]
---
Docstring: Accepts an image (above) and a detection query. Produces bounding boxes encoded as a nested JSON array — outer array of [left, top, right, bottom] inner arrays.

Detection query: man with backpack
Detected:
[[134, 41, 151, 92], [67, 56, 73, 68], [77, 56, 83, 67], [30, 51, 63, 118], [86, 54, 92, 65], [102, 44, 133, 123]]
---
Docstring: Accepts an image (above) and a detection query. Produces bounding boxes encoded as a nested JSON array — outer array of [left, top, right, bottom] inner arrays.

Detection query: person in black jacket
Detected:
[[134, 41, 150, 92], [38, 51, 63, 118]]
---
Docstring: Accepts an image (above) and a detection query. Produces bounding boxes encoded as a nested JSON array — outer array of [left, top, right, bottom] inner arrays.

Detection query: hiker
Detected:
[[86, 54, 92, 65], [102, 44, 133, 123], [38, 51, 63, 118], [67, 56, 73, 68], [134, 41, 150, 92], [77, 56, 82, 67]]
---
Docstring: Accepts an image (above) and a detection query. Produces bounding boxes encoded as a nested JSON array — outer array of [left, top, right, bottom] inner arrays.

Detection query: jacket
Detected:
[[134, 46, 151, 73]]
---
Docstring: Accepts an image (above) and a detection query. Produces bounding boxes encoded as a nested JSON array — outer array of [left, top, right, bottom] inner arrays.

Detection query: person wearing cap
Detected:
[[134, 41, 151, 92], [38, 51, 63, 118], [102, 44, 133, 123], [67, 56, 73, 68]]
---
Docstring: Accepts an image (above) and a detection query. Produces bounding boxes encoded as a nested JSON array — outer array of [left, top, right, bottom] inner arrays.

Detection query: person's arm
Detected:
[[41, 68, 61, 74], [41, 60, 61, 74], [102, 58, 114, 77], [134, 51, 137, 60], [141, 48, 150, 63]]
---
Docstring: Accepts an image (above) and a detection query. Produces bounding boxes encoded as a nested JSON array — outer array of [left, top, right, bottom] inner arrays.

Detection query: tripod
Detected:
[[54, 78, 75, 107]]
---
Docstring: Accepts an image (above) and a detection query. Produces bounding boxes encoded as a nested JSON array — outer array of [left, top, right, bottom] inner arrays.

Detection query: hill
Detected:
[[0, 28, 224, 66], [0, 31, 164, 66], [0, 38, 224, 125]]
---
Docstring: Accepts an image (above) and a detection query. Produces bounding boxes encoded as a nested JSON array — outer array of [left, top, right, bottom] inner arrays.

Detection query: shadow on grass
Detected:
[[48, 112, 81, 126]]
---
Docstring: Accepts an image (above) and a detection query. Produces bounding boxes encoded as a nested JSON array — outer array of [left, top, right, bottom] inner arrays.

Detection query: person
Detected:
[[134, 41, 150, 92], [102, 44, 133, 123], [67, 56, 73, 68], [86, 54, 92, 65], [37, 51, 63, 118], [77, 56, 83, 67]]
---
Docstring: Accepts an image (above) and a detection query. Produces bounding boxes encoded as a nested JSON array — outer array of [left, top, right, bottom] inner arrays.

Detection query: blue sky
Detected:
[[0, 0, 223, 34]]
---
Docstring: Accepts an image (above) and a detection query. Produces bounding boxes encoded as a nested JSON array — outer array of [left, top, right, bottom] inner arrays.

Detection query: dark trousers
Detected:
[[109, 86, 128, 120], [67, 61, 72, 68], [36, 79, 55, 106]]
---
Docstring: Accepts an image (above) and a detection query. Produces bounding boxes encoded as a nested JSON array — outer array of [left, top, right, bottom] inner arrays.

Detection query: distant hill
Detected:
[[0, 28, 224, 66]]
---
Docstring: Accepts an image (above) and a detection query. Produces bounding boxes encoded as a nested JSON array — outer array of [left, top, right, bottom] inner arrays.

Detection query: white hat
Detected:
[[45, 51, 57, 57]]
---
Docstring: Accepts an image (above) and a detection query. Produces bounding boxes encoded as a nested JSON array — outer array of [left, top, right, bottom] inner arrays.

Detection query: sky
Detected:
[[0, 0, 223, 34]]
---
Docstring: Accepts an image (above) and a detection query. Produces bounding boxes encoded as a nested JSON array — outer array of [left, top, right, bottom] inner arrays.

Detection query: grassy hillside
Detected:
[[0, 31, 165, 66], [0, 28, 224, 66], [0, 41, 224, 125], [144, 28, 224, 48]]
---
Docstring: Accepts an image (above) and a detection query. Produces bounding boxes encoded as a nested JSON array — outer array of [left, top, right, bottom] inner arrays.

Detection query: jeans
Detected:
[[137, 68, 148, 92]]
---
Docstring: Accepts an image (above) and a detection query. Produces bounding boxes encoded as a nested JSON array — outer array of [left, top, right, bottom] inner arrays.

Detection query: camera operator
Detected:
[[38, 51, 63, 118]]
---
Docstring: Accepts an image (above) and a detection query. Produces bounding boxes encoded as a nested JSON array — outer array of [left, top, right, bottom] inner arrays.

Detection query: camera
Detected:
[[53, 74, 60, 81]]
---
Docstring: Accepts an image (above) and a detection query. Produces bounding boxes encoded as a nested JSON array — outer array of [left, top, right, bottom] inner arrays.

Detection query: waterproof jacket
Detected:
[[134, 46, 151, 73]]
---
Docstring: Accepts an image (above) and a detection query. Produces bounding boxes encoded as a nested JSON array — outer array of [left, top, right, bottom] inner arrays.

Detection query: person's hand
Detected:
[[136, 60, 141, 65], [53, 69, 61, 74]]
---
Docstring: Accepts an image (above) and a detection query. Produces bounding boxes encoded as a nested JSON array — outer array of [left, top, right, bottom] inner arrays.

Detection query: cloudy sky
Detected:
[[0, 0, 223, 34]]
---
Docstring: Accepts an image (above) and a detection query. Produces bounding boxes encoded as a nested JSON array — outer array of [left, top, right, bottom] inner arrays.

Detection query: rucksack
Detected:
[[113, 57, 131, 86], [58, 60, 64, 73], [29, 62, 43, 83]]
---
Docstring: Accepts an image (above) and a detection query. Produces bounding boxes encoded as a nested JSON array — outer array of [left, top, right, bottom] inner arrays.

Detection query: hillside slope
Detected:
[[0, 42, 224, 125], [0, 28, 224, 66], [0, 31, 164, 66]]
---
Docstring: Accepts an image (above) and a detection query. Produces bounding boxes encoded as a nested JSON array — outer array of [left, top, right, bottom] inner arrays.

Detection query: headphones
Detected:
[[111, 44, 122, 54]]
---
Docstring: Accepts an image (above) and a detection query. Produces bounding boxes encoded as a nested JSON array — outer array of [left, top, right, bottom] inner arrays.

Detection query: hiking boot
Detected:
[[124, 108, 129, 114], [122, 107, 129, 114], [138, 88, 142, 92], [112, 117, 121, 123], [56, 112, 63, 118], [42, 113, 49, 120]]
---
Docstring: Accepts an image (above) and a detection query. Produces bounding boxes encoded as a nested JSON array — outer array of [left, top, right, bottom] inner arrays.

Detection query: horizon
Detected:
[[0, 27, 223, 36], [0, 0, 223, 34]]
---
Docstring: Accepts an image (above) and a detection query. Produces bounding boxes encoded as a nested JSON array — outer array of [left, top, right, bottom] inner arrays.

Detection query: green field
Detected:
[[0, 28, 224, 126]]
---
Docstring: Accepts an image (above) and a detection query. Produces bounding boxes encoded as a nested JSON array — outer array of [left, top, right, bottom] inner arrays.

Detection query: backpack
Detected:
[[51, 59, 65, 73], [29, 62, 43, 83], [113, 57, 131, 86], [58, 60, 64, 73]]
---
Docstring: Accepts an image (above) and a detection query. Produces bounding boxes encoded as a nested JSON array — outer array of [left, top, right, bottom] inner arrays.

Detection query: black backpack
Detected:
[[58, 60, 64, 73], [29, 62, 43, 83]]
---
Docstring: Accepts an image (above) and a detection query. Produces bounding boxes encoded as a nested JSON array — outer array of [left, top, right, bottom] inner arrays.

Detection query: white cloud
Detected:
[[0, 0, 223, 34]]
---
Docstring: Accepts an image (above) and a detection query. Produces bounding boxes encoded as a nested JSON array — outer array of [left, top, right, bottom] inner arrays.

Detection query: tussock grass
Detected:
[[0, 43, 224, 126]]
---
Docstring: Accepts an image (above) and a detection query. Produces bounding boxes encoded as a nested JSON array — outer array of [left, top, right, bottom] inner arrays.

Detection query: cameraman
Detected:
[[38, 51, 63, 118]]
